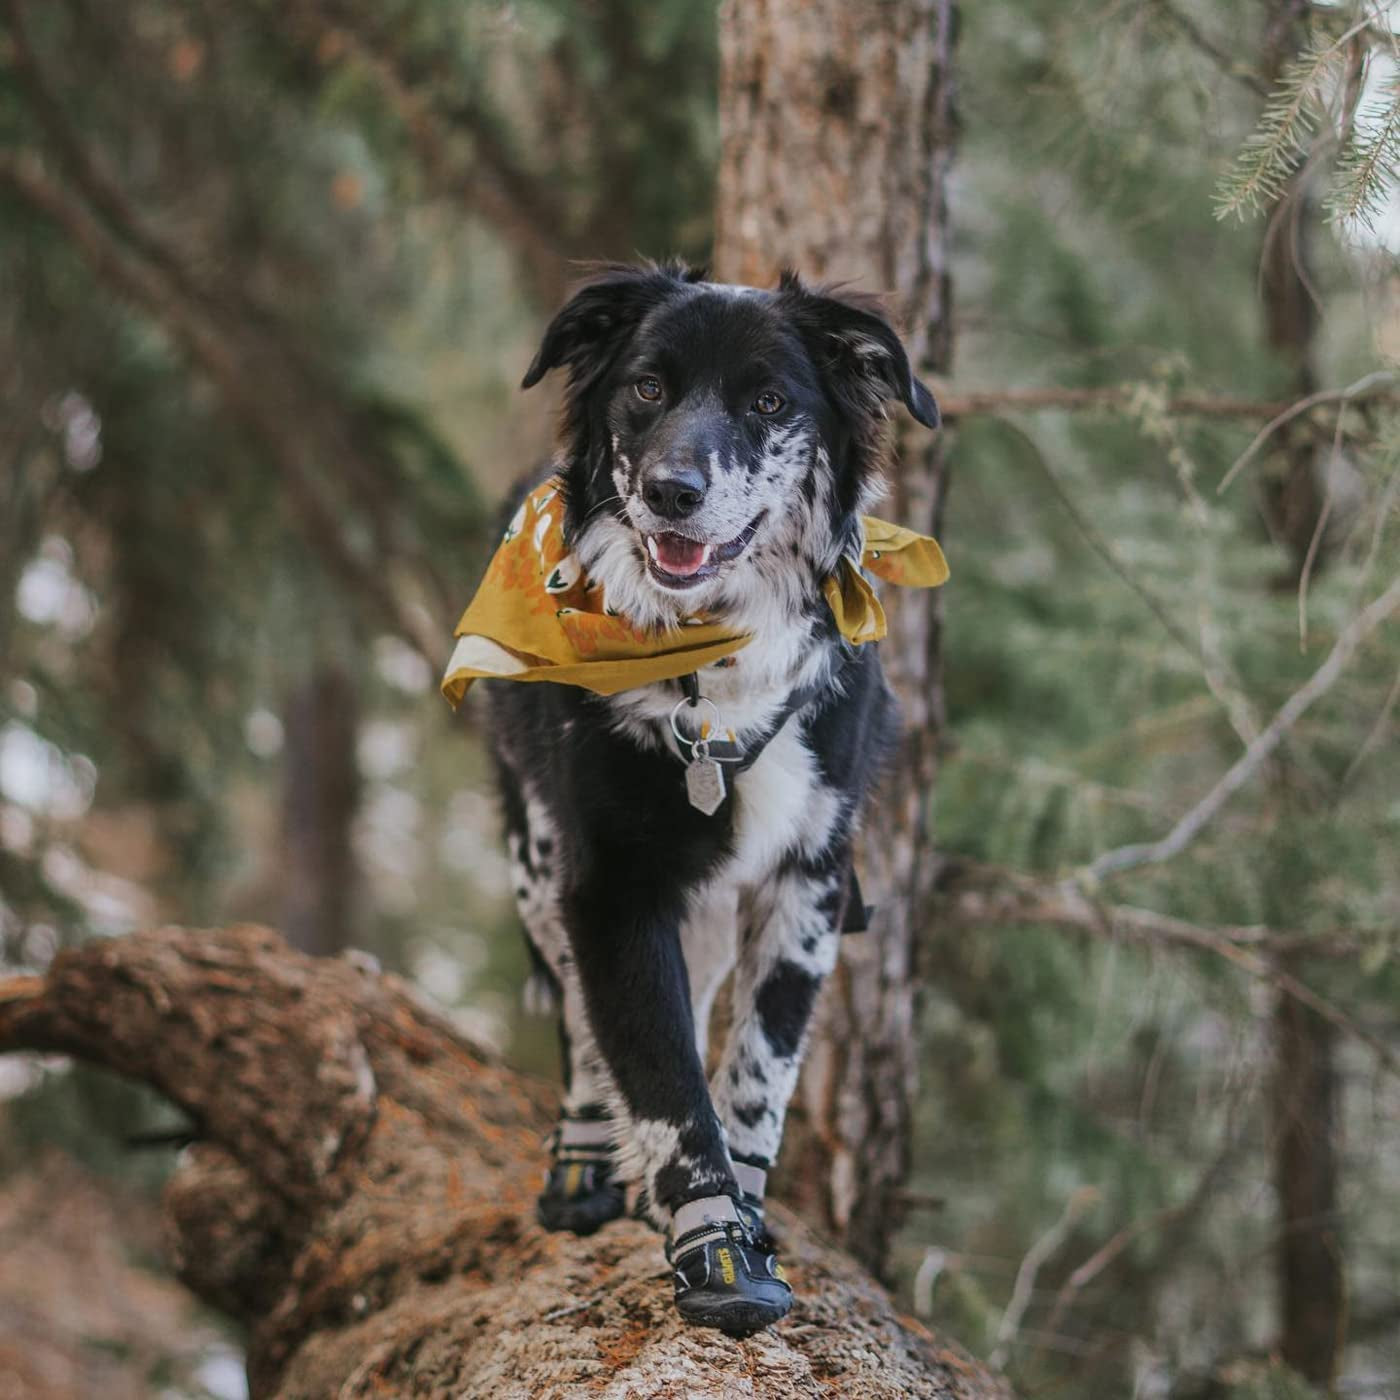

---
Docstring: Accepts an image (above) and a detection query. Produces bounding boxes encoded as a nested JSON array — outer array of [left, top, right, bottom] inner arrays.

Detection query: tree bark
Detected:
[[713, 0, 956, 1274], [0, 927, 1008, 1399], [281, 661, 360, 959], [1254, 6, 1347, 1386]]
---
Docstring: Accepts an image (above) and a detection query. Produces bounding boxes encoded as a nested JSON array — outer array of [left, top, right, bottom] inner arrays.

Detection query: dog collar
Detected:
[[440, 478, 948, 706]]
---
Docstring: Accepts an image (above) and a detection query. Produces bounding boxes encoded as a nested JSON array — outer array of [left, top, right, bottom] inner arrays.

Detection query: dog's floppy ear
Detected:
[[522, 261, 705, 390], [778, 271, 939, 429]]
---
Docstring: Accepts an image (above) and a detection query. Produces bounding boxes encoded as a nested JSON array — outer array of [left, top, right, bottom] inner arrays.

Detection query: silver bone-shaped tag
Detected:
[[685, 744, 727, 815]]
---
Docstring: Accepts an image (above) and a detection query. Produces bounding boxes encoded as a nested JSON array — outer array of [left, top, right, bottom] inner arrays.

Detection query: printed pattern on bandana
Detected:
[[441, 478, 949, 704]]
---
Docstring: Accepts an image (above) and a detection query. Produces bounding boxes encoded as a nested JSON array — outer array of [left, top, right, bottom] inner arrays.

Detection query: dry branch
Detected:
[[0, 926, 1008, 1400], [934, 377, 1400, 425], [935, 860, 1399, 1076], [1080, 572, 1400, 884]]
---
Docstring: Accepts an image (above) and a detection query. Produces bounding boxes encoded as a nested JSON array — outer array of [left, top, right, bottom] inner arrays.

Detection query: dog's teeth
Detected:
[[700, 544, 713, 564], [646, 536, 660, 562]]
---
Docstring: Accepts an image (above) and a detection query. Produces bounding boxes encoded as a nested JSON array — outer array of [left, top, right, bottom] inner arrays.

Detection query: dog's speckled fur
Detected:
[[486, 261, 939, 1230]]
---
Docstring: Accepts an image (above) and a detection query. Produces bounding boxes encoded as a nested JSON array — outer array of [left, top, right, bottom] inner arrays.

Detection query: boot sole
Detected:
[[536, 1191, 625, 1236], [675, 1288, 793, 1337]]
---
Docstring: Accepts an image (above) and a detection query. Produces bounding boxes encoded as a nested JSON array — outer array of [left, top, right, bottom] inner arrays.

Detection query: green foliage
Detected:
[[2, 2, 1398, 1397], [1215, 31, 1351, 221], [903, 2, 1400, 1395]]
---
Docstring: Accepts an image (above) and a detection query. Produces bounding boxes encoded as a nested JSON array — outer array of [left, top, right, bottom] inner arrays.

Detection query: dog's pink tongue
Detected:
[[654, 532, 708, 575]]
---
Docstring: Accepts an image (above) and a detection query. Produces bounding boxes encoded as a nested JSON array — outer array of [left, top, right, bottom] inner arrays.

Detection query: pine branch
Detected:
[[1327, 74, 1400, 228], [1217, 369, 1398, 492], [936, 381, 1400, 422], [935, 861, 1400, 1074], [1151, 0, 1269, 97], [1216, 32, 1351, 221], [0, 151, 445, 664], [1080, 572, 1400, 884]]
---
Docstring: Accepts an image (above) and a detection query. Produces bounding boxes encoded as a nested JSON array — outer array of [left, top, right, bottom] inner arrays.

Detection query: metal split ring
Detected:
[[670, 694, 721, 747]]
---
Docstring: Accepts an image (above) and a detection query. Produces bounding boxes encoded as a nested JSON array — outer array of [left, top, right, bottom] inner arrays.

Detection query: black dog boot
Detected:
[[536, 1108, 625, 1236], [668, 1195, 793, 1336]]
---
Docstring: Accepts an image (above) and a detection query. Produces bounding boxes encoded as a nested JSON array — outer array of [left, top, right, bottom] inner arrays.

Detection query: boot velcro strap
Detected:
[[672, 1194, 741, 1241], [731, 1160, 767, 1200], [558, 1115, 614, 1149], [554, 1143, 613, 1164]]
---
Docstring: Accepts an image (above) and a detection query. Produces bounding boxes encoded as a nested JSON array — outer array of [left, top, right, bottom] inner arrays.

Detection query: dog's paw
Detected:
[[667, 1198, 793, 1336], [536, 1156, 626, 1236]]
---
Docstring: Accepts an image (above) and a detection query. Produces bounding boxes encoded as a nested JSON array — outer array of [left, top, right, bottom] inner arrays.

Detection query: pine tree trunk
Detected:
[[1273, 991, 1343, 1387], [281, 661, 360, 959], [713, 0, 956, 1274], [1256, 4, 1346, 1384], [0, 927, 1008, 1400]]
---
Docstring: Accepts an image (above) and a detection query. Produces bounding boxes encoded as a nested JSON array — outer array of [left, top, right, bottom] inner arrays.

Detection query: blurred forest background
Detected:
[[3, 1, 1400, 1397]]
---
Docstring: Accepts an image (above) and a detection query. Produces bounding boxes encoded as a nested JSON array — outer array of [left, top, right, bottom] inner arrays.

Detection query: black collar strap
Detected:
[[670, 648, 849, 775]]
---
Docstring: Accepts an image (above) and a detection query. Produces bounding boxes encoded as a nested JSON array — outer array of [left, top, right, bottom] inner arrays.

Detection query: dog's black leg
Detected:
[[565, 877, 794, 1335], [712, 842, 851, 1193], [564, 880, 734, 1220]]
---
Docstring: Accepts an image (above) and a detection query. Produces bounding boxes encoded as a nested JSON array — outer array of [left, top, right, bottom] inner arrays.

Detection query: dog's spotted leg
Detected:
[[505, 796, 624, 1235], [711, 842, 851, 1221], [681, 885, 738, 1065]]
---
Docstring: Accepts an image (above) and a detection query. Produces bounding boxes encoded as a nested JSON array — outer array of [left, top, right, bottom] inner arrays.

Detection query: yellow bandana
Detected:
[[441, 478, 948, 704]]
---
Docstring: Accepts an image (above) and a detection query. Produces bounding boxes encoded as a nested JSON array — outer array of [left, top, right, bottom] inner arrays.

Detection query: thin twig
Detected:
[[936, 862, 1397, 1071], [1340, 658, 1400, 790], [937, 385, 1302, 421], [1080, 573, 1400, 882], [1296, 399, 1349, 649], [990, 1186, 1099, 1370], [1150, 0, 1269, 96], [993, 418, 1201, 659], [1041, 1136, 1236, 1346], [1217, 370, 1398, 494]]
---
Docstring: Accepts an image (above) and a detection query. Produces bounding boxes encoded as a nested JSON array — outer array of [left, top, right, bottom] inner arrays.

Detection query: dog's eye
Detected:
[[635, 376, 663, 403], [753, 390, 785, 415]]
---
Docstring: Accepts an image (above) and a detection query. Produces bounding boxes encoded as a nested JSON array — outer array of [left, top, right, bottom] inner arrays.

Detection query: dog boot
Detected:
[[536, 1107, 625, 1236], [667, 1195, 793, 1336], [731, 1154, 776, 1253]]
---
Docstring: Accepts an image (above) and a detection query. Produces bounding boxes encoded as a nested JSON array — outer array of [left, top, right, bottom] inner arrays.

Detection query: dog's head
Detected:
[[522, 261, 938, 628]]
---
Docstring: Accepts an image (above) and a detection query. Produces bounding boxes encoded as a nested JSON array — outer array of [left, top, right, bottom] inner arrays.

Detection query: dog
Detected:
[[473, 260, 940, 1335]]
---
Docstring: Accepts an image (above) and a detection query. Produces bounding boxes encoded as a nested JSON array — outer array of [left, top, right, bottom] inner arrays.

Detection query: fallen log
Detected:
[[0, 925, 1008, 1399]]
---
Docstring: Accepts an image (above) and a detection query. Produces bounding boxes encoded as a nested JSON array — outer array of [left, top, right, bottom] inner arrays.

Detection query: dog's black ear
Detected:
[[522, 262, 704, 390], [778, 271, 939, 430]]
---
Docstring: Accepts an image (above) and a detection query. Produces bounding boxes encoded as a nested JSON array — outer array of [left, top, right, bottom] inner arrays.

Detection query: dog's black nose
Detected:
[[642, 468, 706, 519]]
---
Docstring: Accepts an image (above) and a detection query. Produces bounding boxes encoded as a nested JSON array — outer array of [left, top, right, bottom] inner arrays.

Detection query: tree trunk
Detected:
[[1254, 6, 1347, 1386], [1273, 992, 1343, 1388], [0, 927, 1008, 1400], [713, 0, 956, 1274], [281, 660, 360, 958]]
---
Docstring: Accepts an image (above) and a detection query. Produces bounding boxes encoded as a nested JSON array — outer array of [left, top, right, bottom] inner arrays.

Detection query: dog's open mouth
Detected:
[[643, 512, 767, 589]]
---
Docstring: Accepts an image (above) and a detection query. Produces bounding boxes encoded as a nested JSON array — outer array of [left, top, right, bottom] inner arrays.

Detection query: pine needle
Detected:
[[1214, 35, 1349, 221], [1327, 73, 1400, 229]]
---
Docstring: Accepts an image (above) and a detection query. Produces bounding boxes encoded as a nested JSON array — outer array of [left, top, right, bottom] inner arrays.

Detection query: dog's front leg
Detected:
[[564, 875, 795, 1334], [563, 879, 736, 1226], [711, 842, 850, 1216]]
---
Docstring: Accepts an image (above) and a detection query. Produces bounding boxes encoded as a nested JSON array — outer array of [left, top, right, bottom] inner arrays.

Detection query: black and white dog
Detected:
[[486, 261, 938, 1334]]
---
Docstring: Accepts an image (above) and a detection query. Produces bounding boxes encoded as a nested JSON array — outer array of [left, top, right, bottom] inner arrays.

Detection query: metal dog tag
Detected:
[[685, 756, 727, 815]]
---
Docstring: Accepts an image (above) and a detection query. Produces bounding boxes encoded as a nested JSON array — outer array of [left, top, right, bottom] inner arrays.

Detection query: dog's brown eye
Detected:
[[635, 376, 663, 402], [753, 390, 785, 415]]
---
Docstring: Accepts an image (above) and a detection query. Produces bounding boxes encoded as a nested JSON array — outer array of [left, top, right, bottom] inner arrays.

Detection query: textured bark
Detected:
[[714, 0, 956, 1273], [0, 927, 1008, 1399]]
